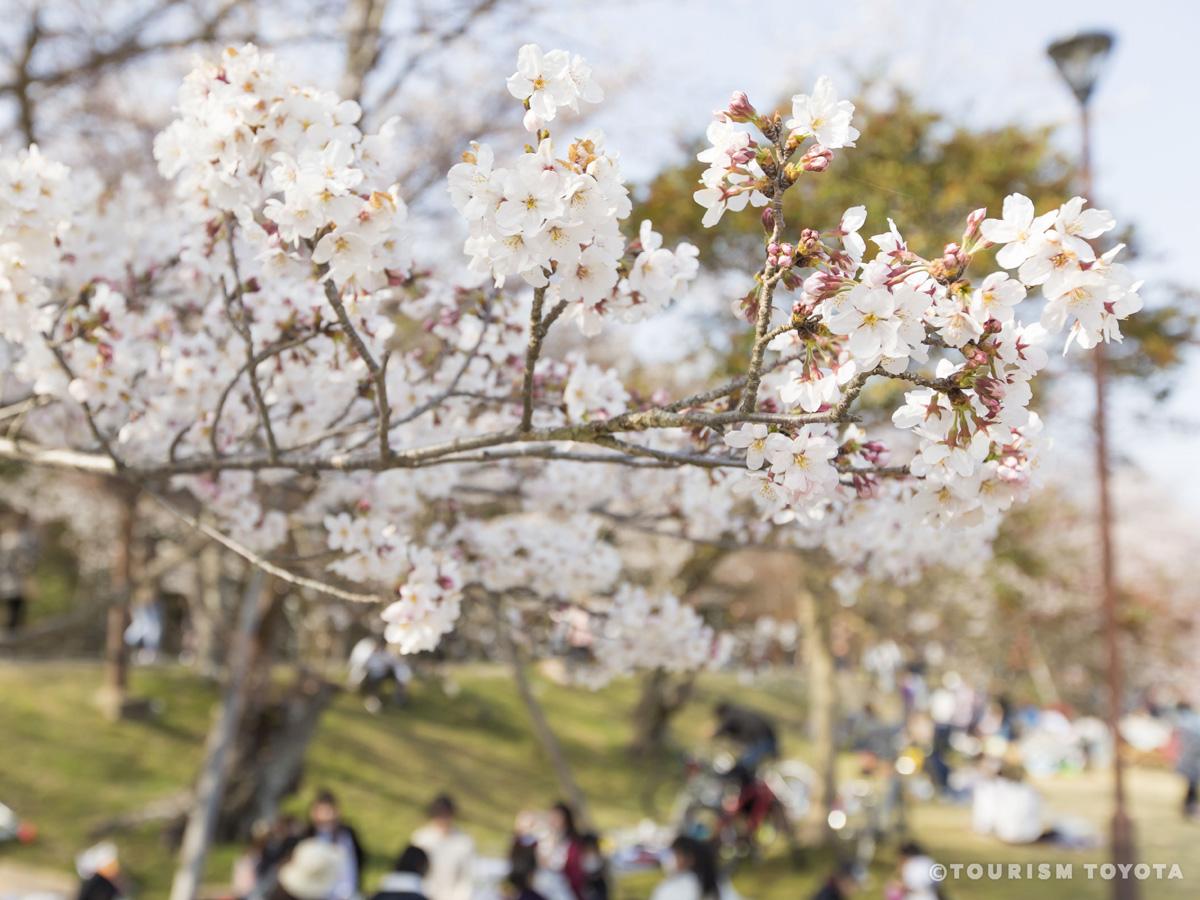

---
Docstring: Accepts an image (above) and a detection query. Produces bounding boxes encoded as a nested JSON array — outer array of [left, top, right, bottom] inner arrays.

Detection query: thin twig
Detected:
[[147, 491, 388, 606], [321, 278, 392, 459], [221, 226, 280, 462]]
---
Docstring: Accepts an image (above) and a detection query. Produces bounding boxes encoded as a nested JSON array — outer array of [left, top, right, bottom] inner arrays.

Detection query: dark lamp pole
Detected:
[[1047, 29, 1137, 900]]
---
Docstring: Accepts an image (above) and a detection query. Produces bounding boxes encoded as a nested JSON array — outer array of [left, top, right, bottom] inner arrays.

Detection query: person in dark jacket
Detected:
[[75, 842, 126, 900], [506, 841, 549, 900], [713, 701, 779, 773], [77, 873, 122, 900], [578, 832, 610, 900], [303, 789, 366, 900], [372, 845, 431, 900]]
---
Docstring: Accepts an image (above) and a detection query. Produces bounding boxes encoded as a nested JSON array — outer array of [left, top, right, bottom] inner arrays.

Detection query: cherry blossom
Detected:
[[0, 43, 1145, 661], [787, 76, 860, 149]]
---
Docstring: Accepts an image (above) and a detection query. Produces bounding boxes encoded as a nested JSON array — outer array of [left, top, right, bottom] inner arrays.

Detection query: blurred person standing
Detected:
[[304, 789, 366, 900], [577, 833, 609, 900], [411, 794, 475, 900], [544, 802, 586, 900]]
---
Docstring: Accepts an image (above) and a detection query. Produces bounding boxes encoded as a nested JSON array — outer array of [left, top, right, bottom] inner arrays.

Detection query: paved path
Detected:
[[0, 861, 73, 898]]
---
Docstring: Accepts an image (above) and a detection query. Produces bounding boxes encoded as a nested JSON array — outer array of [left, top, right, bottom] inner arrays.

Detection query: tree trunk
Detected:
[[630, 668, 697, 758], [169, 571, 270, 900], [191, 541, 226, 677], [212, 576, 332, 841], [498, 609, 592, 828], [800, 589, 838, 845], [220, 670, 335, 837], [100, 483, 137, 720], [340, 0, 387, 103]]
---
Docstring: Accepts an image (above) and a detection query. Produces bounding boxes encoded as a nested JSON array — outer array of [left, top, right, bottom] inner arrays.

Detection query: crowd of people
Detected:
[[213, 790, 748, 900]]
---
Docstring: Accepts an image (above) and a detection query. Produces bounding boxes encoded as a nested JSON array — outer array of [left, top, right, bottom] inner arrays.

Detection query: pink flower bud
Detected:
[[942, 242, 966, 270], [723, 90, 759, 123], [729, 146, 756, 166], [861, 440, 890, 465], [799, 144, 833, 172], [964, 207, 987, 239]]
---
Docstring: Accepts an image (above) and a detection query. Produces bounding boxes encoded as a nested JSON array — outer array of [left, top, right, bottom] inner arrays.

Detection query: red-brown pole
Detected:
[[1080, 101, 1138, 900]]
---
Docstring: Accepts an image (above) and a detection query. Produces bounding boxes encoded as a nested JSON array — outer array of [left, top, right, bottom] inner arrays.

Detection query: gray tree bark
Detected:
[[800, 589, 838, 845], [99, 483, 137, 720], [169, 570, 270, 900], [498, 606, 592, 829]]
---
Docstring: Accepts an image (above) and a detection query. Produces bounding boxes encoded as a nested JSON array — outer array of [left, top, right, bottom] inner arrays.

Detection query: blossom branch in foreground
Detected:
[[0, 43, 1142, 654]]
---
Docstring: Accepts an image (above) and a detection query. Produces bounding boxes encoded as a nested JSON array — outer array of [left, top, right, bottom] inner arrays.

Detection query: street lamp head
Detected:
[[1047, 31, 1116, 105]]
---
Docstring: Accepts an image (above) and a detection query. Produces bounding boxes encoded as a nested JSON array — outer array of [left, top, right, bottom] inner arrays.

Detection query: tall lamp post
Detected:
[[1047, 31, 1138, 900]]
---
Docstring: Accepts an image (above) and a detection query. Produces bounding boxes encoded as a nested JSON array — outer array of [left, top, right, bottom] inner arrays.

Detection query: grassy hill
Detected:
[[0, 661, 1194, 898]]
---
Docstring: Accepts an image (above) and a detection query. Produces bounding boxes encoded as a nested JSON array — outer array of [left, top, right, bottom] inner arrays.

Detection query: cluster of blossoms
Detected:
[[562, 355, 630, 422], [156, 43, 411, 290], [453, 513, 623, 599], [0, 42, 1145, 661], [694, 77, 858, 227], [580, 586, 720, 687], [689, 79, 1139, 536], [450, 46, 697, 335], [505, 44, 603, 134], [0, 148, 74, 344]]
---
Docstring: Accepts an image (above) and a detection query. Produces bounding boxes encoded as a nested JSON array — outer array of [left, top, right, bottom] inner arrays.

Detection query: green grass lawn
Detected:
[[0, 661, 1195, 898]]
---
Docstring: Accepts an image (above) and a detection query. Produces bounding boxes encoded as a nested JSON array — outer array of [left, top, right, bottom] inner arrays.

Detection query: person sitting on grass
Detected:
[[711, 701, 778, 775]]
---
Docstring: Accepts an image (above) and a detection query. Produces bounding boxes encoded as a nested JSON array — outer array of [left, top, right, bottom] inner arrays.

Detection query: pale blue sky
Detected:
[[519, 0, 1200, 518]]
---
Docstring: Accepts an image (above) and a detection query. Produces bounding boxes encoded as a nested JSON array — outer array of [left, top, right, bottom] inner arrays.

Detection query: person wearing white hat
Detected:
[[274, 838, 345, 900], [75, 841, 126, 900]]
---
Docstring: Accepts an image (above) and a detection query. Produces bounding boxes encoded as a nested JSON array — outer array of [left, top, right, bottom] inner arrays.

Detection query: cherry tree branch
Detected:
[[209, 331, 319, 463], [321, 277, 392, 460], [147, 491, 388, 606], [220, 227, 280, 462], [519, 287, 568, 432], [40, 332, 125, 470], [738, 149, 788, 413]]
